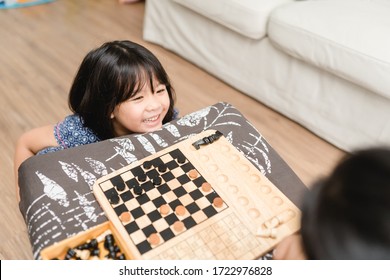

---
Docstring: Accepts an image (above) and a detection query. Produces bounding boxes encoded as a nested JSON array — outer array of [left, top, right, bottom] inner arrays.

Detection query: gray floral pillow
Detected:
[[18, 102, 306, 259]]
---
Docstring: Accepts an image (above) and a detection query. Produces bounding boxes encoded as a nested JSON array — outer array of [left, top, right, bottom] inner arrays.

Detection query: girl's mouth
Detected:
[[143, 115, 159, 123]]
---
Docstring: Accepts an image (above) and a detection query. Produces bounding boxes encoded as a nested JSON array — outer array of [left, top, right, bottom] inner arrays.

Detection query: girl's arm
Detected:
[[273, 233, 307, 260], [14, 125, 57, 201]]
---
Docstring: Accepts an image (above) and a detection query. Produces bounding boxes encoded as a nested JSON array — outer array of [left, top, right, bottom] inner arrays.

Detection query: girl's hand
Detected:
[[273, 233, 307, 260]]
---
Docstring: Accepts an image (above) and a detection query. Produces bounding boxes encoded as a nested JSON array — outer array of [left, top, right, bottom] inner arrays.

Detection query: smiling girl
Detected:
[[14, 40, 177, 199]]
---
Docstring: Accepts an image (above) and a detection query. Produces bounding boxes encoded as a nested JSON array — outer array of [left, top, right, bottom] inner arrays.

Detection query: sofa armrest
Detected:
[[173, 0, 293, 39]]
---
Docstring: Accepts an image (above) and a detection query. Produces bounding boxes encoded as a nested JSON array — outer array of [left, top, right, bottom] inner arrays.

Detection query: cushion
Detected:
[[268, 0, 390, 100], [18, 102, 306, 259], [173, 0, 293, 40]]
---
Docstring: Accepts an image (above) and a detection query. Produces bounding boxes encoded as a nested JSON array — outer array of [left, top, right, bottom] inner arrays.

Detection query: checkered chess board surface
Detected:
[[97, 148, 228, 255]]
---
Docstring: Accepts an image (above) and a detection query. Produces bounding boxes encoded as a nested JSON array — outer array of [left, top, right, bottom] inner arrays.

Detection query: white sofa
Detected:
[[143, 0, 390, 152]]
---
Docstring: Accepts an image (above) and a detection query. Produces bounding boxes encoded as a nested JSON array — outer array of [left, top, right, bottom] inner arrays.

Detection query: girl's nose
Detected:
[[146, 94, 161, 111]]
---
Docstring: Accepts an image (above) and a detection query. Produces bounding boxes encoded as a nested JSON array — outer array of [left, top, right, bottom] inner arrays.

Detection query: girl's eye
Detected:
[[156, 86, 167, 94], [130, 95, 143, 102]]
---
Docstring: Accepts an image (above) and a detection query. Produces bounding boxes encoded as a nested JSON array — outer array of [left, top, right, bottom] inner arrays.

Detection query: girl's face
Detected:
[[111, 80, 170, 136]]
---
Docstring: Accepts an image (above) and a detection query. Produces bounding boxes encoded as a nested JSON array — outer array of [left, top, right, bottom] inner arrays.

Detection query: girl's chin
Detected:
[[141, 121, 164, 133], [115, 123, 163, 136]]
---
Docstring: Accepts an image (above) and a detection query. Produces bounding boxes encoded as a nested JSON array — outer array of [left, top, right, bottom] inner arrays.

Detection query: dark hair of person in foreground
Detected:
[[301, 147, 390, 259]]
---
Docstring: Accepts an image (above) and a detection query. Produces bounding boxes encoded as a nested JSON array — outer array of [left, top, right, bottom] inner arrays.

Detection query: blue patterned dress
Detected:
[[38, 109, 179, 155], [38, 115, 99, 155]]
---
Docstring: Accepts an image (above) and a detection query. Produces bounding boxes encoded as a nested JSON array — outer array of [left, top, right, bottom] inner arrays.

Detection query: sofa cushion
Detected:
[[173, 0, 293, 40], [268, 0, 390, 100]]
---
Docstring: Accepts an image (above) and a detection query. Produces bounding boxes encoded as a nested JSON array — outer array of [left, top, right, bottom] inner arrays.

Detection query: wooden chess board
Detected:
[[93, 130, 301, 260]]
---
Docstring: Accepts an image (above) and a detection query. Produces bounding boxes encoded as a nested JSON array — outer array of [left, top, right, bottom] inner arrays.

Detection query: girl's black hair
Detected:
[[68, 40, 176, 139], [301, 147, 390, 259]]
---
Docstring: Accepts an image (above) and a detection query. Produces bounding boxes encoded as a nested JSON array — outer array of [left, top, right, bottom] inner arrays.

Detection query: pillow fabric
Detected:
[[18, 102, 306, 259]]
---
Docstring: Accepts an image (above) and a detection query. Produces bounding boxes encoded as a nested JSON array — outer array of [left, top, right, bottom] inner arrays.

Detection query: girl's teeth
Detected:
[[144, 116, 158, 122]]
